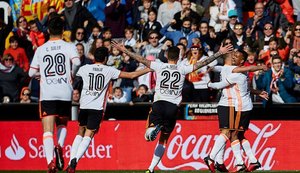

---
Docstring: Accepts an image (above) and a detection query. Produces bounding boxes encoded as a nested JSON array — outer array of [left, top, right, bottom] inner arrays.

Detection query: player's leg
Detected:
[[144, 102, 164, 141], [55, 101, 72, 170], [230, 110, 247, 172], [67, 109, 103, 173], [146, 101, 177, 173], [147, 132, 170, 173], [204, 106, 231, 173], [238, 111, 261, 172], [40, 101, 58, 173]]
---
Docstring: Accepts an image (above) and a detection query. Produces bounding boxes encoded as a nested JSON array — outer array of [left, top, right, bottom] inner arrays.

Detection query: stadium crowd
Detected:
[[0, 0, 300, 104]]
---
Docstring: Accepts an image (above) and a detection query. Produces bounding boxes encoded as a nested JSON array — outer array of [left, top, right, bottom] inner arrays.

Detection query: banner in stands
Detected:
[[0, 121, 299, 171]]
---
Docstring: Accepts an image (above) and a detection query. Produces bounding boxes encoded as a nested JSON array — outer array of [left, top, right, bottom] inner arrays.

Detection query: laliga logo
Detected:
[[158, 122, 281, 170], [5, 134, 26, 160]]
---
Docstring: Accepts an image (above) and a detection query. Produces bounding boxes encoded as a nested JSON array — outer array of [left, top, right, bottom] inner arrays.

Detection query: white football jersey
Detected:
[[226, 72, 253, 111], [76, 64, 120, 110], [30, 39, 80, 101], [217, 65, 237, 107], [150, 61, 193, 105]]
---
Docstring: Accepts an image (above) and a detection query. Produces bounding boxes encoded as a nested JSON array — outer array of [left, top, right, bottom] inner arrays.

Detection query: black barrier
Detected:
[[0, 102, 300, 121]]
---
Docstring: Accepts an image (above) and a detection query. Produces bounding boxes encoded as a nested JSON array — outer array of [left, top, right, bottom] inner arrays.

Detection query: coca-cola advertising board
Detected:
[[0, 120, 299, 171]]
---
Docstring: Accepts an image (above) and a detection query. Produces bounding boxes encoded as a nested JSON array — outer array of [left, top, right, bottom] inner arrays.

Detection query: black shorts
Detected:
[[147, 101, 179, 133], [235, 110, 251, 131], [218, 106, 234, 129], [40, 100, 71, 118], [78, 109, 104, 131]]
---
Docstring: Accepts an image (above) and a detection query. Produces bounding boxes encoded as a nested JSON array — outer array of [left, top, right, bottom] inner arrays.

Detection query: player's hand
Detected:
[[219, 42, 233, 55], [259, 64, 268, 72], [259, 91, 269, 101], [111, 40, 126, 52]]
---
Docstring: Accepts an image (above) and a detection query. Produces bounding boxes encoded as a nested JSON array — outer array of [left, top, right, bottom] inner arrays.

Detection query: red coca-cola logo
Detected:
[[158, 122, 281, 170]]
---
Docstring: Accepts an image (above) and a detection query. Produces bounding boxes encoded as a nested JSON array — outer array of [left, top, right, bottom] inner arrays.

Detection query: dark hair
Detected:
[[9, 36, 19, 43], [271, 55, 282, 63], [138, 84, 148, 91], [167, 46, 180, 61], [48, 6, 56, 12], [71, 27, 87, 42], [94, 47, 109, 62], [48, 17, 64, 35], [28, 20, 37, 27], [76, 42, 85, 51]]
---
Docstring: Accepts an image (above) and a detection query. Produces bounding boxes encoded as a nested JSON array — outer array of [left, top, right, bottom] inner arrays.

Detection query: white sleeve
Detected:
[[212, 65, 223, 72], [150, 61, 162, 71], [226, 73, 240, 84], [28, 49, 40, 77], [112, 67, 121, 80], [208, 80, 230, 89]]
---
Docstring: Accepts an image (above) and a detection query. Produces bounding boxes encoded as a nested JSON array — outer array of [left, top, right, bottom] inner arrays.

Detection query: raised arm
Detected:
[[112, 41, 151, 68], [193, 43, 233, 71], [232, 64, 268, 73], [119, 68, 152, 79]]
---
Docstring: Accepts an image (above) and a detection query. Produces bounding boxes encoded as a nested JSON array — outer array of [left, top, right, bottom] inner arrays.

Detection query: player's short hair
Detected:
[[48, 17, 64, 36], [167, 46, 180, 61], [94, 47, 109, 63]]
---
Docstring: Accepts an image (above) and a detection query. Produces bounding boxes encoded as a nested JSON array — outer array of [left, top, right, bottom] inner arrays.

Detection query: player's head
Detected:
[[94, 47, 109, 63], [232, 49, 246, 66], [48, 16, 64, 36], [167, 46, 180, 62]]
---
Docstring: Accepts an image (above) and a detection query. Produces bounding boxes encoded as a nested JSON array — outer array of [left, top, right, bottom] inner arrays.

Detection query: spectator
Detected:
[[246, 21, 277, 53], [80, 0, 106, 28], [108, 87, 127, 103], [172, 0, 201, 30], [76, 43, 93, 66], [244, 50, 258, 86], [119, 45, 139, 102], [28, 20, 46, 51], [87, 25, 102, 48], [102, 27, 113, 39], [104, 0, 133, 38], [71, 27, 89, 56], [0, 53, 28, 102], [288, 49, 300, 101], [133, 0, 153, 31], [182, 44, 217, 102], [160, 17, 199, 48], [123, 26, 137, 47], [229, 22, 246, 50], [6, 16, 34, 61], [258, 37, 289, 68], [132, 84, 152, 102], [61, 0, 97, 34], [107, 46, 123, 70], [0, 5, 13, 56], [246, 2, 273, 39], [157, 0, 182, 31], [19, 87, 31, 103], [4, 36, 30, 72], [284, 21, 300, 50], [88, 38, 103, 61], [209, 0, 222, 32], [255, 55, 297, 105], [140, 7, 162, 42]]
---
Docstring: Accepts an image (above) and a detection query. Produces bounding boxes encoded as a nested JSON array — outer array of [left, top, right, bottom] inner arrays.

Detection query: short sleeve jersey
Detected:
[[30, 39, 80, 101], [150, 61, 193, 105], [76, 64, 120, 110], [226, 72, 253, 111], [217, 65, 237, 107]]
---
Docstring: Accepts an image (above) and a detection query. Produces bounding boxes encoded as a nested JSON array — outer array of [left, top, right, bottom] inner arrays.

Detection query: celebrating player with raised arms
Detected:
[[65, 47, 151, 173], [112, 41, 233, 173]]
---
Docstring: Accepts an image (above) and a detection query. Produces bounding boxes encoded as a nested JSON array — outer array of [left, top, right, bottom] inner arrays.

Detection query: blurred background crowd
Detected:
[[0, 0, 299, 105]]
